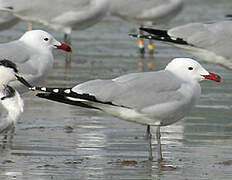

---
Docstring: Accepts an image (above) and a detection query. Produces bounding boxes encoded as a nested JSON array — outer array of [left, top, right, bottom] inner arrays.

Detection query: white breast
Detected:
[[0, 91, 24, 130]]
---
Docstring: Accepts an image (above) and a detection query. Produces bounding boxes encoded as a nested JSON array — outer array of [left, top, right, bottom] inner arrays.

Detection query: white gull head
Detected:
[[165, 58, 222, 83], [19, 30, 71, 52]]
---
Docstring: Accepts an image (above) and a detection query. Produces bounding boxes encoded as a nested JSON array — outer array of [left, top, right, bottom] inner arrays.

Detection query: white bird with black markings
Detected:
[[130, 21, 232, 69], [0, 59, 32, 142], [30, 58, 222, 162], [0, 30, 71, 93]]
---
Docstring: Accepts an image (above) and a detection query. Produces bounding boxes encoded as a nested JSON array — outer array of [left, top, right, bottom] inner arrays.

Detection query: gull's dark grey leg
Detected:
[[156, 125, 163, 162], [9, 125, 15, 144], [64, 33, 72, 63], [28, 22, 33, 30], [146, 125, 153, 161], [147, 39, 154, 58], [64, 33, 71, 45], [2, 131, 8, 144], [138, 26, 145, 57]]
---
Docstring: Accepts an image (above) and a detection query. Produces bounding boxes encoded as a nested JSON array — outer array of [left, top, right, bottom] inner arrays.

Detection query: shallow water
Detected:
[[0, 0, 232, 179]]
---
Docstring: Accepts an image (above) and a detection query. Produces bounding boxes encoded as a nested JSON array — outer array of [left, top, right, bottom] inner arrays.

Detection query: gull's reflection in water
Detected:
[[137, 55, 154, 72]]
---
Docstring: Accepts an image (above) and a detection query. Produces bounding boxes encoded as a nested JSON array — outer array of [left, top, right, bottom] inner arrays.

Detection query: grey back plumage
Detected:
[[72, 70, 184, 110], [169, 21, 232, 60]]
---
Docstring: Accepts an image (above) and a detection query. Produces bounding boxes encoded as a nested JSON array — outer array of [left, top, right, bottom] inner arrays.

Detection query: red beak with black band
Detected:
[[55, 43, 72, 52], [202, 72, 223, 83]]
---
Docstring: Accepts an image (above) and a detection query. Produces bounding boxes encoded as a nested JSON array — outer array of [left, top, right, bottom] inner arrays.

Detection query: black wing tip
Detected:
[[132, 27, 189, 45], [128, 33, 139, 38], [30, 86, 72, 94], [139, 27, 150, 31], [34, 86, 128, 109], [130, 33, 189, 45], [36, 92, 98, 109], [0, 59, 18, 73], [225, 14, 232, 18], [36, 92, 49, 98], [31, 86, 102, 103], [16, 75, 32, 88], [5, 6, 14, 10], [139, 27, 168, 36]]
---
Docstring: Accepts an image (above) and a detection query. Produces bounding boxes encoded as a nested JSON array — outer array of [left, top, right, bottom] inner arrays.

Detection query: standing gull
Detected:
[[0, 30, 71, 92], [0, 0, 109, 61], [0, 59, 32, 142], [109, 0, 184, 55], [131, 21, 232, 69], [29, 58, 222, 161]]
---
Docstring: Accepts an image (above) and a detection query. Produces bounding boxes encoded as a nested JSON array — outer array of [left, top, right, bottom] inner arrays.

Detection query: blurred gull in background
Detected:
[[109, 0, 184, 55], [0, 0, 109, 60], [132, 21, 232, 69]]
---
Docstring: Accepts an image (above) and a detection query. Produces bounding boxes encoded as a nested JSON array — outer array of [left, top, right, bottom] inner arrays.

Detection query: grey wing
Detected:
[[10, 52, 52, 93], [110, 0, 176, 16], [168, 21, 232, 59], [44, 0, 91, 12], [137, 0, 183, 22], [52, 0, 102, 28], [0, 40, 46, 92], [0, 41, 30, 64], [0, 40, 38, 77], [72, 71, 184, 110], [11, 0, 91, 24]]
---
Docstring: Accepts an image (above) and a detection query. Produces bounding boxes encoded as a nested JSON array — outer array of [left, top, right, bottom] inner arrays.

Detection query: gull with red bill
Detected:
[[203, 72, 222, 83], [55, 43, 72, 52], [29, 58, 222, 162], [0, 30, 71, 93]]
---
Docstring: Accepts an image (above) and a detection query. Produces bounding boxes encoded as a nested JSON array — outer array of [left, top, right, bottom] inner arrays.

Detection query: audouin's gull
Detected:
[[110, 0, 184, 55], [29, 57, 222, 161], [0, 30, 71, 93], [131, 21, 232, 69]]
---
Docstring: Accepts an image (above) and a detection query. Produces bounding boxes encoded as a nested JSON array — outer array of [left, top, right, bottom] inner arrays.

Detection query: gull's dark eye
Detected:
[[44, 38, 49, 41], [188, 67, 193, 70]]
